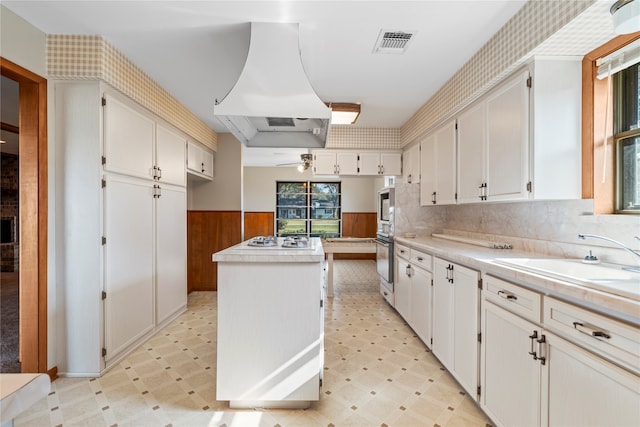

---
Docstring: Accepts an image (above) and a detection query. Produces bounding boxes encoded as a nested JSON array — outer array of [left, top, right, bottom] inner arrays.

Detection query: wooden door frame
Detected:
[[1, 57, 48, 374]]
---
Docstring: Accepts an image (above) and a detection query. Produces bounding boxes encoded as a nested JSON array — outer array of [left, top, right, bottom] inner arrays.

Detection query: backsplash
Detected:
[[394, 183, 640, 266]]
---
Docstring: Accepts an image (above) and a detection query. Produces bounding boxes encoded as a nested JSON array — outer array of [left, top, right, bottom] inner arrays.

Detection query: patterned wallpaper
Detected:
[[46, 35, 217, 151], [400, 0, 608, 146], [327, 127, 400, 150]]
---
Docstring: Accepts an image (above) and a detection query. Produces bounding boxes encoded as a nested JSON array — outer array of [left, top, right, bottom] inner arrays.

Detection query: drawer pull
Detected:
[[416, 257, 424, 261], [573, 322, 611, 339], [497, 290, 517, 301], [528, 331, 538, 359]]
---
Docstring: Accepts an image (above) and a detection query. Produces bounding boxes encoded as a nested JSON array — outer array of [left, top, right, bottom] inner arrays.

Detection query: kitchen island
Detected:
[[212, 237, 325, 409]]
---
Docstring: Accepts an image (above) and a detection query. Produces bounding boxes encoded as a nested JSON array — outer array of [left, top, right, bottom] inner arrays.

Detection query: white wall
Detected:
[[243, 166, 379, 213], [1, 5, 58, 371], [188, 133, 242, 211]]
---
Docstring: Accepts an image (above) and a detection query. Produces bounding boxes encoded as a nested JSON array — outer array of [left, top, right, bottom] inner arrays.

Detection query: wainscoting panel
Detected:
[[244, 212, 274, 239], [338, 212, 377, 260], [187, 211, 241, 292]]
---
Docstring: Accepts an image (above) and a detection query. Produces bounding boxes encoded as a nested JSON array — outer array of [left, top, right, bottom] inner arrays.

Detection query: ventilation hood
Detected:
[[214, 22, 331, 148]]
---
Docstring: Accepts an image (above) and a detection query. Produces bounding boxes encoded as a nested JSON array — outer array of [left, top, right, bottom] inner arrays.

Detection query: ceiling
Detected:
[[3, 0, 529, 166]]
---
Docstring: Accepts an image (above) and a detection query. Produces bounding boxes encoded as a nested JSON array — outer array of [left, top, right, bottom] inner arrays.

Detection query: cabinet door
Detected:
[[451, 262, 480, 395], [404, 144, 420, 184], [156, 124, 186, 186], [432, 258, 453, 366], [394, 257, 412, 322], [420, 135, 436, 206], [186, 141, 203, 173], [312, 151, 337, 175], [481, 301, 541, 427], [411, 266, 432, 346], [542, 331, 640, 427], [336, 151, 359, 175], [156, 185, 187, 325], [434, 120, 457, 205], [457, 102, 486, 204], [486, 70, 530, 201], [380, 152, 402, 176], [103, 94, 155, 180], [103, 174, 154, 362], [358, 152, 381, 175], [202, 149, 214, 178]]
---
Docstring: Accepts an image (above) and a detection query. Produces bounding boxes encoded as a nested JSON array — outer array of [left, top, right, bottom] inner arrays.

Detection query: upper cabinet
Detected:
[[403, 143, 421, 184], [187, 140, 215, 180], [312, 150, 401, 176], [104, 93, 187, 187], [419, 57, 581, 206], [420, 119, 457, 206]]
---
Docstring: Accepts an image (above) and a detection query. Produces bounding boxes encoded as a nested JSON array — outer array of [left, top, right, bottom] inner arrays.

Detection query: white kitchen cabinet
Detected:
[[485, 69, 530, 201], [457, 102, 486, 204], [311, 150, 358, 175], [481, 299, 542, 427], [420, 119, 457, 206], [156, 124, 187, 186], [187, 140, 214, 180], [542, 331, 640, 427], [103, 174, 155, 362], [403, 143, 420, 184], [394, 249, 412, 323], [359, 151, 402, 176], [53, 81, 187, 375], [103, 93, 155, 180], [394, 245, 432, 346], [155, 184, 187, 325], [481, 275, 640, 427], [432, 257, 479, 397], [312, 150, 400, 176]]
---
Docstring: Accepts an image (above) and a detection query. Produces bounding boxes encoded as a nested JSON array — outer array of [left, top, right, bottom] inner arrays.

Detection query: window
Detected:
[[613, 62, 640, 212], [276, 181, 341, 238]]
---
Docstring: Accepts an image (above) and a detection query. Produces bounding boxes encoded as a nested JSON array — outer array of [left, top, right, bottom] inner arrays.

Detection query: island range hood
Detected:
[[214, 22, 331, 148]]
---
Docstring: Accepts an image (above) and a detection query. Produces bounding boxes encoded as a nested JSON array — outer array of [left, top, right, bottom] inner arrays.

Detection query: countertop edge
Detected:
[[394, 236, 640, 325]]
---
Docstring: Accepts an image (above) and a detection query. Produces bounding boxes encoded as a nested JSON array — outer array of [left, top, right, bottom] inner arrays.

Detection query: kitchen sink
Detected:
[[492, 258, 640, 300]]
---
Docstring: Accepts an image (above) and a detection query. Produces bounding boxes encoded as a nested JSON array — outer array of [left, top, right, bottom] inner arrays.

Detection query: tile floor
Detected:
[[15, 260, 492, 427]]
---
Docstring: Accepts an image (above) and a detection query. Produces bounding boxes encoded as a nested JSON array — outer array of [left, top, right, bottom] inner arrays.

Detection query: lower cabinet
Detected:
[[481, 275, 640, 427], [394, 245, 432, 346], [433, 257, 480, 397]]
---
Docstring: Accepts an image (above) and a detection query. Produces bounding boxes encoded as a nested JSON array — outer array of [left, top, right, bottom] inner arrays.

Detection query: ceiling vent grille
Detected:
[[373, 30, 416, 54]]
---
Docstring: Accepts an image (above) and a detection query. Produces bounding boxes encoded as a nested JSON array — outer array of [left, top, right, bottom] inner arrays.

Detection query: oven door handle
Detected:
[[375, 239, 391, 247]]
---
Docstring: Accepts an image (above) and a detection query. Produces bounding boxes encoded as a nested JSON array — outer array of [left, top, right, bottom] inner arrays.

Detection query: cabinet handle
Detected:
[[432, 191, 437, 205], [157, 167, 162, 180], [573, 322, 611, 339], [416, 257, 423, 261], [201, 162, 205, 173], [536, 334, 546, 365], [406, 264, 412, 277], [447, 264, 454, 283], [528, 331, 538, 359], [497, 290, 518, 301]]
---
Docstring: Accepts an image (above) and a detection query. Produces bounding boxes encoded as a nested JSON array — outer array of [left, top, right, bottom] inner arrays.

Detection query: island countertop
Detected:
[[212, 237, 324, 263]]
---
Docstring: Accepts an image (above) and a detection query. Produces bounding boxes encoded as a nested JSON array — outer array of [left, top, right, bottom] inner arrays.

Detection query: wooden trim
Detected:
[[1, 121, 19, 134], [47, 366, 58, 382], [1, 57, 48, 373], [581, 33, 640, 213]]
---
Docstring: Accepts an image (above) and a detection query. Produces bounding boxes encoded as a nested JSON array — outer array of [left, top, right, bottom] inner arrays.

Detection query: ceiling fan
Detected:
[[278, 153, 313, 172]]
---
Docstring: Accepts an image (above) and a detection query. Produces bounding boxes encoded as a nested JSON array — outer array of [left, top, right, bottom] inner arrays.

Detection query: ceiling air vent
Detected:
[[373, 30, 416, 54]]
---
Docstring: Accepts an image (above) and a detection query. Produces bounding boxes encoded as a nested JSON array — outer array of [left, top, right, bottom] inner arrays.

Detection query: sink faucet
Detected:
[[578, 234, 640, 270]]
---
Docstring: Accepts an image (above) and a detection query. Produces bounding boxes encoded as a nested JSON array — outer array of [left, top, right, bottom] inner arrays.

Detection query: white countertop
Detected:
[[212, 237, 324, 263], [395, 236, 640, 325]]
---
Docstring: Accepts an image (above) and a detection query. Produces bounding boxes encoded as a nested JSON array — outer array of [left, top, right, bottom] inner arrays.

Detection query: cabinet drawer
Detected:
[[396, 244, 410, 260], [544, 297, 640, 375], [484, 275, 542, 323], [410, 249, 432, 271]]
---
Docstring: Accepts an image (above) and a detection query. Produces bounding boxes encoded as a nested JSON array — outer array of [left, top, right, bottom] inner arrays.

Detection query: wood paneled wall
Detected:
[[187, 211, 242, 292], [244, 212, 274, 239], [337, 212, 377, 260]]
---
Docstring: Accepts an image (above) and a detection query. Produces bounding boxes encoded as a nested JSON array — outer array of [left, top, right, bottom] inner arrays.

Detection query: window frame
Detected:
[[582, 33, 640, 214], [275, 181, 342, 238]]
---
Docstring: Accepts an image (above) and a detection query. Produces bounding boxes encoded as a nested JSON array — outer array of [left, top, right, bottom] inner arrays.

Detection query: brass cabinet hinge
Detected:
[[102, 291, 107, 300], [526, 76, 532, 88], [102, 347, 107, 357], [101, 156, 106, 165], [101, 96, 107, 106], [478, 278, 483, 290], [102, 236, 106, 245]]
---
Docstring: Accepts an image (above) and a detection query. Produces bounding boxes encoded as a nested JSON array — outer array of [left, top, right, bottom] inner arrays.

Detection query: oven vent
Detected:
[[373, 30, 416, 54]]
